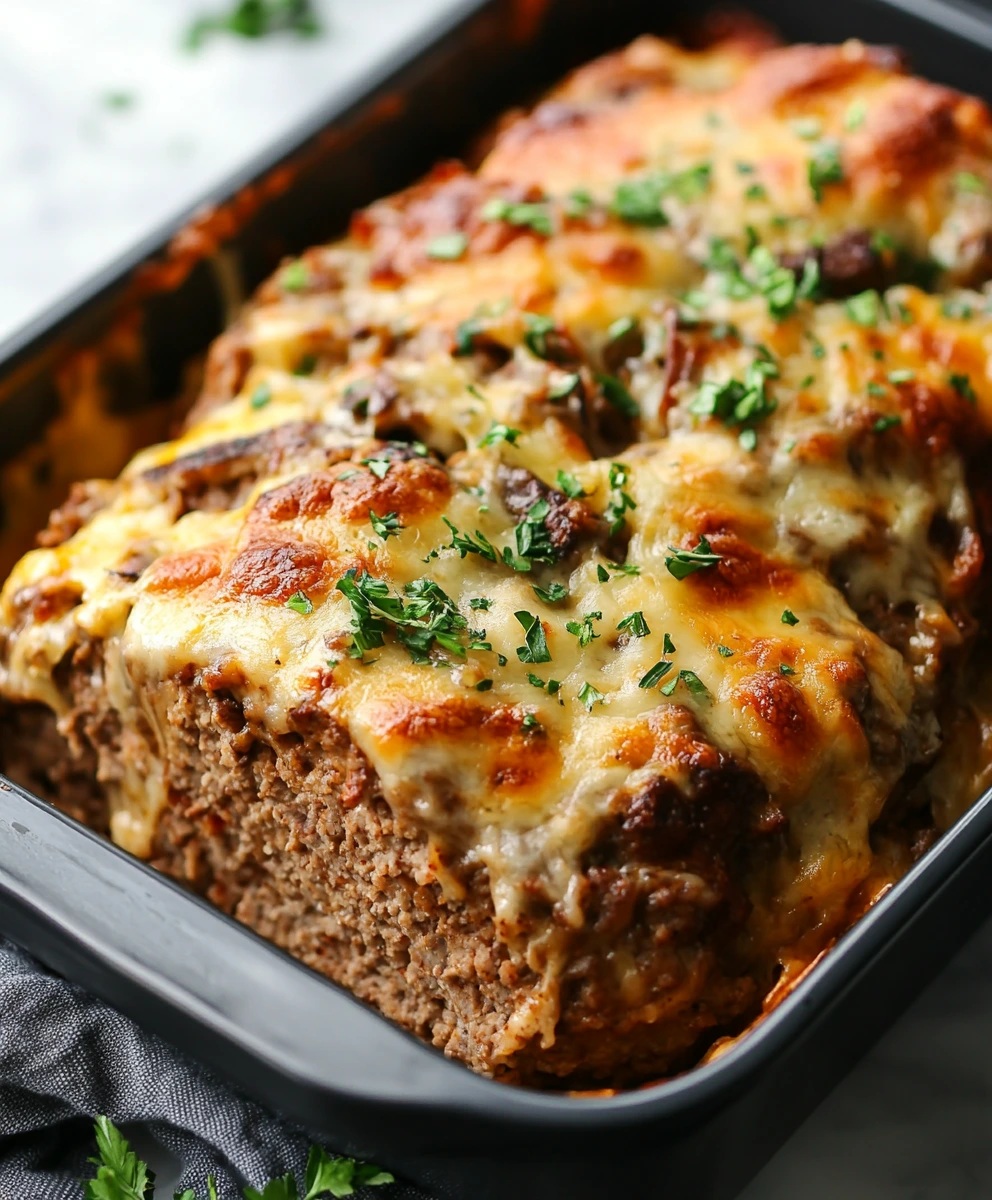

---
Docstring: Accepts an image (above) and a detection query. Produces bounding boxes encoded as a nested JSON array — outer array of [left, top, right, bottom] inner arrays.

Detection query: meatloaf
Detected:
[[4, 25, 992, 1087]]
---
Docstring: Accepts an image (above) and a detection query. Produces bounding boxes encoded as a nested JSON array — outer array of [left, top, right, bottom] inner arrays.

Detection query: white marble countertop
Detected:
[[3, 3, 992, 1196]]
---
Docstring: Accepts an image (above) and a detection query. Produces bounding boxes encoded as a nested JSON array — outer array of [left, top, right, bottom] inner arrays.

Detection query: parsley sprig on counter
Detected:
[[83, 1116, 393, 1199], [185, 0, 322, 50]]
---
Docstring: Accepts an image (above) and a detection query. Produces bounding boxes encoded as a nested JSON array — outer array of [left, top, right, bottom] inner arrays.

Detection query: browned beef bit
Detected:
[[497, 464, 600, 556], [780, 230, 887, 298], [37, 480, 117, 549], [141, 421, 348, 515]]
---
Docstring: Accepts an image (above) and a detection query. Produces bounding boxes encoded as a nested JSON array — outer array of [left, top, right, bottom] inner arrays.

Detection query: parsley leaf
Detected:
[[611, 163, 711, 225], [873, 415, 901, 433], [555, 469, 586, 499], [481, 197, 554, 236], [84, 1115, 153, 1200], [717, 644, 734, 657], [663, 633, 676, 655], [949, 372, 977, 403], [605, 462, 636, 535], [280, 260, 309, 292], [845, 289, 882, 327], [595, 372, 640, 418], [565, 611, 602, 647], [244, 1176, 299, 1200], [808, 141, 844, 203], [185, 0, 321, 48], [660, 668, 709, 698], [665, 535, 723, 580], [362, 457, 391, 480], [469, 597, 491, 611], [578, 682, 607, 710], [639, 660, 674, 688], [369, 510, 403, 540], [955, 171, 987, 195], [515, 610, 551, 664], [513, 498, 557, 564], [781, 609, 799, 626], [476, 678, 493, 691], [617, 610, 650, 638], [426, 232, 468, 261], [533, 582, 569, 604], [479, 422, 521, 448], [250, 382, 272, 409], [303, 1144, 395, 1198], [443, 518, 498, 563], [285, 590, 313, 615]]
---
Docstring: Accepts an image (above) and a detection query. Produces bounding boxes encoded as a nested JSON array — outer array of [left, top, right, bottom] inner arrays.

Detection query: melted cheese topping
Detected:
[[3, 29, 992, 1056]]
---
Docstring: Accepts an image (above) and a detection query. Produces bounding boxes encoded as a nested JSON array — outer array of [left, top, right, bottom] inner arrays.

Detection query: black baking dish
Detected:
[[3, 1, 992, 1197]]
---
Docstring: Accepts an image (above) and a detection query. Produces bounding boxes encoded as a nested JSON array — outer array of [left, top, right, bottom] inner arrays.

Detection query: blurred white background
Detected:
[[0, 0, 459, 344], [4, 3, 992, 1197]]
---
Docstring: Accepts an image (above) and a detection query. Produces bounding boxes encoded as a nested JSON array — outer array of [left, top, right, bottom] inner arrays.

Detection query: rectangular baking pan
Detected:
[[2, 1, 992, 1197]]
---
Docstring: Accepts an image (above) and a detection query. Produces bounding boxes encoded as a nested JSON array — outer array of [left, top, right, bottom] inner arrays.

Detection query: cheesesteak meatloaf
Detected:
[[4, 27, 992, 1086]]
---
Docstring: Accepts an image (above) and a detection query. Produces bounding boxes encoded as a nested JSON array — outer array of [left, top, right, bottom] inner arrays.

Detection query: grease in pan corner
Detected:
[[4, 23, 992, 1090]]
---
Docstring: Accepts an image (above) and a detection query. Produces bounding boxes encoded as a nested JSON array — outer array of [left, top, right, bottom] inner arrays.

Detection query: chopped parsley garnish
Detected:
[[808, 141, 844, 203], [369, 510, 403, 540], [806, 330, 826, 359], [426, 232, 468, 260], [454, 317, 482, 356], [844, 99, 867, 130], [595, 372, 640, 418], [285, 590, 313, 615], [548, 373, 581, 401], [639, 660, 674, 689], [606, 315, 641, 350], [185, 0, 322, 48], [745, 183, 768, 201], [522, 312, 559, 360], [791, 117, 822, 140], [555, 469, 585, 499], [663, 633, 676, 655], [476, 678, 493, 691], [293, 353, 317, 376], [565, 188, 594, 217], [955, 171, 987, 195], [845, 289, 882, 327], [887, 369, 915, 384], [665, 534, 723, 580], [481, 197, 554, 236], [514, 610, 551, 664], [566, 611, 602, 647], [605, 462, 637, 535], [280, 260, 309, 292], [578, 682, 606, 710], [661, 668, 709, 698], [608, 560, 640, 576], [949, 372, 977, 402], [334, 570, 474, 664], [717, 644, 734, 657], [596, 564, 610, 582], [867, 381, 887, 398], [527, 673, 547, 688], [362, 457, 391, 480], [688, 356, 778, 448], [611, 162, 711, 225], [250, 382, 272, 409], [479, 422, 521, 448], [799, 375, 815, 389], [781, 609, 799, 626], [617, 610, 650, 638], [873, 415, 901, 433], [941, 298, 973, 320], [515, 499, 557, 564], [533, 581, 569, 604], [780, 663, 796, 675], [469, 597, 491, 611], [443, 517, 498, 562], [522, 713, 540, 729]]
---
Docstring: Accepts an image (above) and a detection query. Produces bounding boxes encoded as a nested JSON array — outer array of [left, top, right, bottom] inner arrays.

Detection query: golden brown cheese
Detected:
[[3, 29, 992, 1066]]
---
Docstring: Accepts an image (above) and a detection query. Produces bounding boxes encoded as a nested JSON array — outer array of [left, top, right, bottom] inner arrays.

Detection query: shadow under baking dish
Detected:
[[4, 0, 992, 1196]]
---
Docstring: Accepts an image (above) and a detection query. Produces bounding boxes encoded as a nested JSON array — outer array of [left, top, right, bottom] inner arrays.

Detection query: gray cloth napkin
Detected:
[[0, 938, 426, 1199]]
